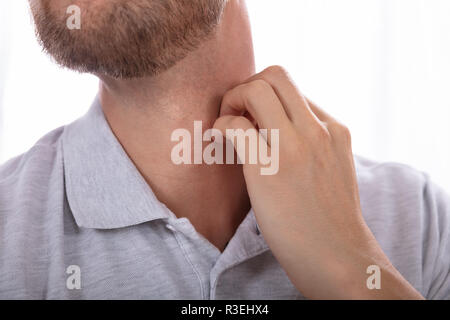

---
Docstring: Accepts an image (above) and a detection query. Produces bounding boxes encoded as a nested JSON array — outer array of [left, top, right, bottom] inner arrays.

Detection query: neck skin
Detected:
[[98, 0, 255, 252]]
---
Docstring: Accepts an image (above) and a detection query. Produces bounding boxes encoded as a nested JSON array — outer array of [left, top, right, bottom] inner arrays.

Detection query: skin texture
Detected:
[[28, 0, 424, 299]]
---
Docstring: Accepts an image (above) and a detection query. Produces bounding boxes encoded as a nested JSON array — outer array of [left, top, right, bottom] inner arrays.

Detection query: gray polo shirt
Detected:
[[0, 97, 449, 300]]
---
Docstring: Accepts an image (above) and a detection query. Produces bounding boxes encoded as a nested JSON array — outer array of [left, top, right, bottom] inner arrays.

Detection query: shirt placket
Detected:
[[209, 212, 269, 299], [165, 217, 221, 299]]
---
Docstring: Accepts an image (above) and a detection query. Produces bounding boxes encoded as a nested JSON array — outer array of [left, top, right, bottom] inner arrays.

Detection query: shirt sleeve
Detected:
[[422, 177, 450, 300]]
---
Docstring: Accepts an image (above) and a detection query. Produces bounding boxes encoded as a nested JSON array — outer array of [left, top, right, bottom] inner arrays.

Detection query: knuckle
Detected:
[[341, 126, 352, 144], [248, 79, 271, 92], [265, 65, 289, 78], [329, 122, 352, 144], [245, 79, 271, 100], [313, 124, 332, 143]]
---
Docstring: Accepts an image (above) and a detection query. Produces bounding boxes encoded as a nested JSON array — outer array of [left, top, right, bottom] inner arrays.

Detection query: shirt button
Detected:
[[166, 224, 176, 232]]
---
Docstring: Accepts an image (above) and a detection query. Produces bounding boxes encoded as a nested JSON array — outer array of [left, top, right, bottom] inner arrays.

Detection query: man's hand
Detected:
[[214, 66, 424, 300]]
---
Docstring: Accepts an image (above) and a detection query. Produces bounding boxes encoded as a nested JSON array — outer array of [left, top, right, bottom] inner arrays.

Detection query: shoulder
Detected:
[[355, 155, 427, 192], [354, 156, 450, 299], [354, 155, 435, 216], [0, 126, 65, 186], [0, 127, 69, 298], [354, 155, 448, 230], [0, 126, 67, 226], [354, 155, 449, 222]]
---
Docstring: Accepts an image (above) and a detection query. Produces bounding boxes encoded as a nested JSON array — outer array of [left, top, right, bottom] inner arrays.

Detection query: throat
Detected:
[[99, 85, 252, 252], [142, 164, 251, 252]]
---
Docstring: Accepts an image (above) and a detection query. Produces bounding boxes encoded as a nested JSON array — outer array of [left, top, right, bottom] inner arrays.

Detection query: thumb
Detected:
[[213, 115, 260, 168]]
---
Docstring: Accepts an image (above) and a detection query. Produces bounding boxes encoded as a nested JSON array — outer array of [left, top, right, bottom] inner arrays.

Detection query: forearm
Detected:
[[280, 235, 425, 300], [263, 221, 425, 300], [331, 253, 424, 300]]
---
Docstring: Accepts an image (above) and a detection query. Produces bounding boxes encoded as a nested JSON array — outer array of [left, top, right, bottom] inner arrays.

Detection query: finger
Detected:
[[247, 66, 319, 127], [220, 79, 292, 137], [213, 115, 270, 168]]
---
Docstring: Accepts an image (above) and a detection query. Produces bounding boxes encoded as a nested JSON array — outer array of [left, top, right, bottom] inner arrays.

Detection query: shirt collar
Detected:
[[62, 96, 172, 229]]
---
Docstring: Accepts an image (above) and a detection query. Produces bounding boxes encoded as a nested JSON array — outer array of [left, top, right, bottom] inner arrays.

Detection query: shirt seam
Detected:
[[171, 229, 206, 299]]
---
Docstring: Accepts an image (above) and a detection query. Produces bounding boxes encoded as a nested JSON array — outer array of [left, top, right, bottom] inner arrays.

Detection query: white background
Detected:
[[1, 0, 450, 191]]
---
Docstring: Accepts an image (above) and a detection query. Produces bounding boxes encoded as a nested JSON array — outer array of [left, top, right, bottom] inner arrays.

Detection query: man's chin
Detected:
[[30, 0, 226, 79]]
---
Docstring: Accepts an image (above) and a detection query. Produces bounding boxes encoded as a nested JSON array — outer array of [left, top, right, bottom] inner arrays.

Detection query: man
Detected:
[[0, 0, 448, 299]]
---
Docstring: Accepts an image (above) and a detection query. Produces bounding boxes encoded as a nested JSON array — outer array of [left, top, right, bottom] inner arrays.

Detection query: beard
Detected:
[[29, 0, 226, 79]]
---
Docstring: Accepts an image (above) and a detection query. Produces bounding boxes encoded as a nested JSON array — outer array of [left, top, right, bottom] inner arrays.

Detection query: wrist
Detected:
[[325, 246, 423, 300]]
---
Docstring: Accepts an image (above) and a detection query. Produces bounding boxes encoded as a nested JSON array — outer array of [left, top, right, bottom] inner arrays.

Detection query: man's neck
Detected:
[[98, 0, 255, 251]]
